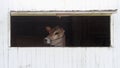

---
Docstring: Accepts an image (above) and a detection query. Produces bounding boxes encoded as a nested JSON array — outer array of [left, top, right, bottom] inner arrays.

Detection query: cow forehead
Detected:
[[51, 27, 61, 33]]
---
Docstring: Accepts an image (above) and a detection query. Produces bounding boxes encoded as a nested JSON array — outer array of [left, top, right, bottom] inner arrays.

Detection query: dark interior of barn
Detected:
[[11, 16, 110, 47]]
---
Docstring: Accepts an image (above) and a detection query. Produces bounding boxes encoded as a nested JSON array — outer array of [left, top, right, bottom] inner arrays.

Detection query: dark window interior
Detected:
[[11, 16, 110, 47]]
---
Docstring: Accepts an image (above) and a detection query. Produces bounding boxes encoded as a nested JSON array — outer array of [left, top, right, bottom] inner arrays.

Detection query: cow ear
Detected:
[[46, 26, 52, 33]]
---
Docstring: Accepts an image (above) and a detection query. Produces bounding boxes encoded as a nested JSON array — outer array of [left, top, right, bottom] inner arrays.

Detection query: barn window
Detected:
[[10, 10, 115, 47]]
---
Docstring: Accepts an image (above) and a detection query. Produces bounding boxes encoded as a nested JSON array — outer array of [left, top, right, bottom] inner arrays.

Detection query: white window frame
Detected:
[[9, 10, 117, 48]]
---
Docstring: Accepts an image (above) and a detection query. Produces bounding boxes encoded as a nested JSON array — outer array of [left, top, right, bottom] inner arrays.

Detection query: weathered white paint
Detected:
[[0, 0, 120, 68], [10, 10, 116, 16]]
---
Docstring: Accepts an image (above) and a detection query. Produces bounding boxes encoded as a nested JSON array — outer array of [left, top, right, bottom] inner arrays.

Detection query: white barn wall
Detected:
[[0, 0, 120, 68], [9, 0, 117, 10], [0, 0, 9, 68]]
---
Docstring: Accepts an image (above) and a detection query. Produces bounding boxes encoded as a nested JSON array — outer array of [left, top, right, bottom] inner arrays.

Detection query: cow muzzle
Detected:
[[44, 37, 51, 44]]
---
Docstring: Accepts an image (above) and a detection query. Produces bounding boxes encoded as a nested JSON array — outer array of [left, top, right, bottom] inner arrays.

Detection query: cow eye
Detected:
[[55, 32, 59, 35]]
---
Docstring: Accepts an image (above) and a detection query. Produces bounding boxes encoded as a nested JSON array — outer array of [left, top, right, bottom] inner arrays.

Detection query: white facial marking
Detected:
[[45, 37, 51, 44]]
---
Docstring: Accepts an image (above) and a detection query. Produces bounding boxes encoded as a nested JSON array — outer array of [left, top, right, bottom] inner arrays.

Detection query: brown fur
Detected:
[[44, 26, 66, 47]]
